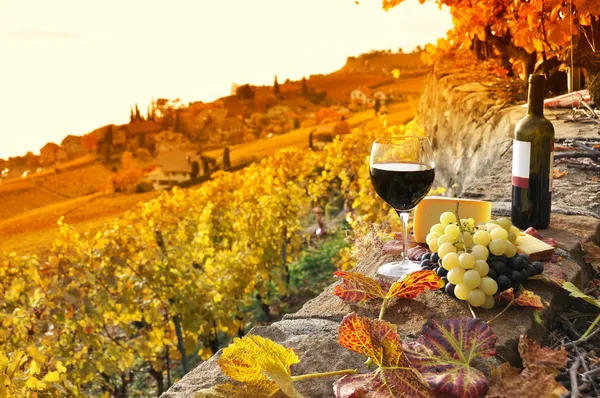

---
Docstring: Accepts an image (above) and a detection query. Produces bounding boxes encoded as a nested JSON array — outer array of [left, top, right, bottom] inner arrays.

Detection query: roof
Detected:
[[124, 120, 163, 135], [153, 150, 200, 173], [40, 142, 60, 152]]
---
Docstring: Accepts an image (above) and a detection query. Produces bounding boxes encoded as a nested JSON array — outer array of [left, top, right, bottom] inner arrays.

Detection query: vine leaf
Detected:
[[562, 282, 600, 308], [403, 317, 497, 397], [518, 335, 567, 376], [495, 288, 545, 310], [486, 367, 568, 398], [217, 335, 301, 398], [581, 241, 600, 272], [335, 312, 431, 398], [333, 270, 441, 304]]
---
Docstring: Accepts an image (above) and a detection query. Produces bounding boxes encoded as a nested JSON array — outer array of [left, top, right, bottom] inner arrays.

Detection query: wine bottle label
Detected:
[[512, 139, 531, 188], [549, 143, 554, 192]]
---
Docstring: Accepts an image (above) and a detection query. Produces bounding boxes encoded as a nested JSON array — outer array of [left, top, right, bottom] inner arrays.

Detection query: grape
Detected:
[[441, 252, 460, 270], [437, 234, 454, 246], [473, 231, 491, 246], [430, 223, 445, 234], [440, 212, 457, 225], [511, 270, 525, 284], [436, 267, 448, 277], [480, 277, 498, 296], [497, 275, 511, 291], [473, 260, 489, 277], [421, 259, 433, 269], [482, 295, 496, 309], [445, 224, 461, 240], [471, 245, 489, 261], [532, 261, 544, 275], [510, 225, 521, 237], [490, 228, 508, 241], [463, 270, 481, 289], [421, 253, 432, 261], [454, 242, 466, 251], [459, 253, 476, 269], [445, 283, 456, 298], [497, 217, 512, 232], [486, 220, 500, 225], [512, 257, 526, 270], [486, 224, 502, 233], [523, 264, 535, 278], [518, 253, 531, 263], [489, 239, 507, 256], [467, 218, 475, 228], [487, 268, 498, 279], [461, 231, 473, 246], [428, 239, 439, 253], [438, 242, 457, 259], [468, 289, 486, 307], [505, 241, 517, 258], [441, 276, 449, 287], [426, 232, 441, 244], [507, 232, 517, 243], [497, 264, 511, 276], [454, 283, 471, 300], [447, 267, 465, 285], [489, 255, 507, 264]]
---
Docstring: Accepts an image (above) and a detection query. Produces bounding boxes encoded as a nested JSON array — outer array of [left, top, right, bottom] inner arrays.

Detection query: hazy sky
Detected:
[[0, 0, 452, 159]]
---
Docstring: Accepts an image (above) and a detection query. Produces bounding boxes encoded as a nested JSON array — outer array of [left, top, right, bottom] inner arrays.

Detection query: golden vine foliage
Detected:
[[0, 116, 438, 395]]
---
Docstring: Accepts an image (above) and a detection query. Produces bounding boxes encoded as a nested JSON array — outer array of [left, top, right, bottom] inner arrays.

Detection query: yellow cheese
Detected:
[[515, 234, 555, 261], [413, 196, 492, 243]]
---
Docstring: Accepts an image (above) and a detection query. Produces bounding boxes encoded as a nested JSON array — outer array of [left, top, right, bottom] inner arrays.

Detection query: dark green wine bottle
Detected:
[[511, 74, 555, 229]]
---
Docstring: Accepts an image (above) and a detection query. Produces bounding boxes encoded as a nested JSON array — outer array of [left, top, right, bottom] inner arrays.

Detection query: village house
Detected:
[[60, 135, 85, 158], [220, 117, 245, 144], [373, 90, 388, 104], [350, 87, 374, 105], [148, 150, 203, 190], [153, 131, 193, 153], [122, 120, 163, 150], [39, 143, 68, 165]]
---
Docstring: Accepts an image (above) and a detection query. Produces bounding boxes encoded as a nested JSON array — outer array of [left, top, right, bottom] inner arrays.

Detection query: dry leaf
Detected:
[[552, 169, 568, 179], [518, 335, 567, 375], [581, 241, 600, 272]]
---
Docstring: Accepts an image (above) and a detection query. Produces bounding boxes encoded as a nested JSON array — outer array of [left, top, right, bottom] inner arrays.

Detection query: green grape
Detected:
[[454, 242, 466, 251], [489, 239, 507, 256], [471, 245, 489, 261], [462, 231, 473, 246], [438, 242, 457, 258], [468, 289, 486, 307], [473, 231, 491, 246], [430, 223, 445, 235], [444, 224, 461, 240], [507, 232, 517, 243], [505, 241, 517, 258], [480, 277, 498, 296], [447, 267, 465, 285], [440, 211, 457, 225], [467, 218, 475, 227], [497, 217, 512, 232], [482, 295, 496, 309], [437, 234, 454, 246], [473, 260, 489, 277], [459, 252, 475, 269], [490, 227, 508, 241], [428, 239, 439, 253], [454, 283, 471, 301], [486, 223, 502, 233], [441, 252, 460, 270], [510, 225, 521, 236], [426, 232, 441, 244], [486, 220, 500, 225], [463, 269, 481, 289]]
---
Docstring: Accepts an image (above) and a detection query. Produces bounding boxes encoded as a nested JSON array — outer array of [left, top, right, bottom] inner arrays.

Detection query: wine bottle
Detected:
[[511, 74, 555, 229]]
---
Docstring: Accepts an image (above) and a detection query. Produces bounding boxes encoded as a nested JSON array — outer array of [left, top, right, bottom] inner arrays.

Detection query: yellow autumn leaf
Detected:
[[25, 375, 46, 390], [29, 360, 41, 375], [55, 361, 67, 373], [26, 345, 45, 365], [217, 335, 300, 398], [43, 371, 60, 382]]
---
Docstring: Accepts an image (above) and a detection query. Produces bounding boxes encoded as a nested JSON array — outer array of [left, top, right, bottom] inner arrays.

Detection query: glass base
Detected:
[[377, 259, 421, 279]]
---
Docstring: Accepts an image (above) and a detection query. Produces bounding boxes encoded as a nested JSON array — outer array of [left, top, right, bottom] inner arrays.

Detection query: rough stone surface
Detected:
[[163, 69, 600, 398]]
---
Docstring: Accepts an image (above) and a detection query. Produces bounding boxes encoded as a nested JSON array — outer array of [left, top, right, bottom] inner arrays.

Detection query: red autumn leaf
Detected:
[[518, 335, 567, 375], [403, 318, 497, 397], [486, 367, 568, 398], [333, 271, 390, 303], [386, 270, 442, 300], [335, 313, 431, 398], [496, 288, 544, 310]]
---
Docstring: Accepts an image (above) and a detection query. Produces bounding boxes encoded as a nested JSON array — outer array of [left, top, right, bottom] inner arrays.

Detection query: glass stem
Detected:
[[398, 211, 410, 261]]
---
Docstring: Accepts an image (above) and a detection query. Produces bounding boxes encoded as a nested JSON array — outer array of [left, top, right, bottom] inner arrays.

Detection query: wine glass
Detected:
[[370, 136, 435, 278]]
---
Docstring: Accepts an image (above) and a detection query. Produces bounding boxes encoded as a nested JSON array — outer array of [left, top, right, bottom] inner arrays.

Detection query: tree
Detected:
[[236, 84, 255, 100], [191, 161, 200, 179], [374, 98, 381, 115], [223, 146, 231, 169], [301, 77, 309, 97], [273, 75, 280, 95], [130, 107, 135, 123], [135, 104, 142, 121]]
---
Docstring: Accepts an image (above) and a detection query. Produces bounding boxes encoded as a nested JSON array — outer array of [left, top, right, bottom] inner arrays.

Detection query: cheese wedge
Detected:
[[413, 196, 492, 243], [515, 234, 555, 261]]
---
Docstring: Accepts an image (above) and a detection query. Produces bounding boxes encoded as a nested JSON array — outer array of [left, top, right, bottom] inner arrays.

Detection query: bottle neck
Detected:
[[527, 82, 544, 116]]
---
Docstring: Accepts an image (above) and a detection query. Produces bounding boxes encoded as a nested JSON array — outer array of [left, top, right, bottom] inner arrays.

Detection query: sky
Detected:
[[0, 0, 452, 159]]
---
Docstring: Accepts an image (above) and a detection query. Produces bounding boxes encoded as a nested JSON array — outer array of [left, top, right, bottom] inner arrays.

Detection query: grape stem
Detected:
[[291, 368, 357, 381], [576, 313, 600, 343], [467, 302, 477, 319], [364, 297, 391, 368], [487, 299, 514, 325], [454, 203, 470, 253]]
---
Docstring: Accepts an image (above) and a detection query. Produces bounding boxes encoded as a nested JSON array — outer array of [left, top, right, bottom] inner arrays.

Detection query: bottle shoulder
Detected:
[[514, 114, 555, 138]]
